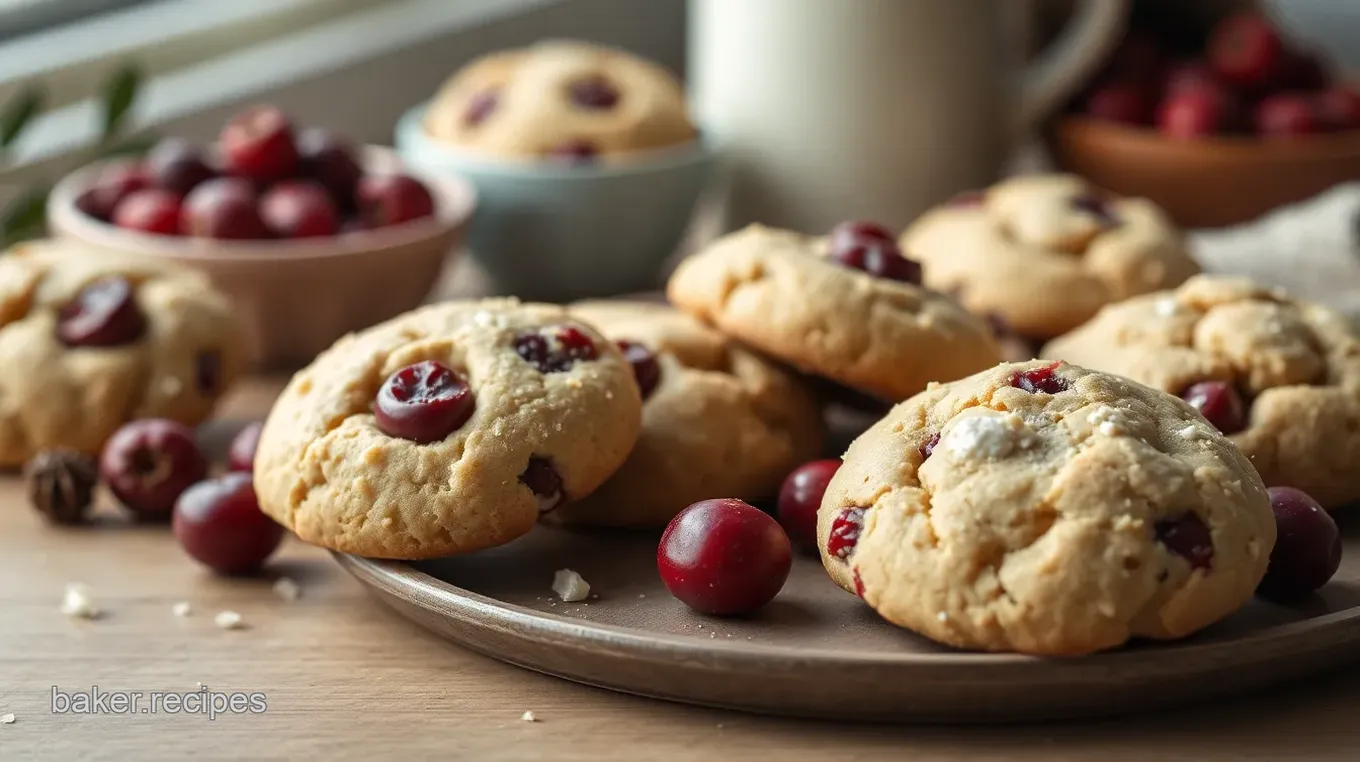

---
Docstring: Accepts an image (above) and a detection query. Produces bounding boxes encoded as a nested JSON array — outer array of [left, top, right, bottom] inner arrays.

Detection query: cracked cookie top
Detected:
[[819, 359, 1275, 656], [253, 298, 642, 559], [900, 174, 1200, 340], [1042, 275, 1360, 508], [666, 223, 1002, 402]]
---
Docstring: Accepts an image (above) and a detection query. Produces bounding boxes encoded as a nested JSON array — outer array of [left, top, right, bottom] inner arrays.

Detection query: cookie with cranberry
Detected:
[[546, 300, 824, 528], [900, 174, 1200, 340], [820, 360, 1275, 656], [666, 223, 1002, 402], [0, 240, 246, 466], [424, 40, 696, 162], [253, 298, 642, 559], [1042, 275, 1360, 509]]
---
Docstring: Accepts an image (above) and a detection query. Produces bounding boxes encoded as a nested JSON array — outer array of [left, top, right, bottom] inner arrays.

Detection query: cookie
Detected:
[[0, 240, 245, 466], [1042, 275, 1360, 509], [424, 40, 697, 162], [819, 360, 1275, 656], [900, 174, 1200, 340], [254, 298, 642, 559], [546, 300, 824, 528], [667, 222, 1002, 402]]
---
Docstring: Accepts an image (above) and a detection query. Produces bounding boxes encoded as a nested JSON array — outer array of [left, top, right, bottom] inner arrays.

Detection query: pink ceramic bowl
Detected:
[[47, 145, 476, 369]]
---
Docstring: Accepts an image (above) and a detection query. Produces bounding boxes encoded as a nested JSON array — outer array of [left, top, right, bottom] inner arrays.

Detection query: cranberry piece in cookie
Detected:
[[1181, 381, 1247, 435], [829, 220, 896, 254], [616, 340, 661, 399], [545, 139, 599, 164], [514, 325, 599, 373], [568, 76, 620, 109], [463, 90, 500, 126], [658, 498, 792, 616], [373, 361, 475, 443], [1070, 194, 1120, 226], [1155, 512, 1214, 571], [1257, 487, 1342, 602], [776, 459, 841, 552], [519, 456, 564, 513], [831, 242, 924, 285], [827, 506, 866, 561], [1008, 361, 1069, 394], [919, 432, 941, 461], [57, 276, 147, 347]]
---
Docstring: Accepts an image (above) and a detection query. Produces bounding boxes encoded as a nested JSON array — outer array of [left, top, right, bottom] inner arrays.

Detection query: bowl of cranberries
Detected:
[[48, 105, 477, 368], [1048, 11, 1360, 228]]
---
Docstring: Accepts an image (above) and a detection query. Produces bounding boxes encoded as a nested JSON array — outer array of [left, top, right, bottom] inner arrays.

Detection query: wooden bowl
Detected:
[[1048, 116, 1360, 228], [47, 146, 477, 369]]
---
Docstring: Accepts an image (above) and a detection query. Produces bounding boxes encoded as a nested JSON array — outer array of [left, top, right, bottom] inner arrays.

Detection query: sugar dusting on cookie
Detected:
[[1087, 405, 1136, 437], [941, 412, 1034, 460], [1153, 296, 1180, 317]]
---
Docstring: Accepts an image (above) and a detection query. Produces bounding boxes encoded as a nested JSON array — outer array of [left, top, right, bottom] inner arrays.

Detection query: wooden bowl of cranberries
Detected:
[[48, 105, 477, 368], [1049, 10, 1360, 228]]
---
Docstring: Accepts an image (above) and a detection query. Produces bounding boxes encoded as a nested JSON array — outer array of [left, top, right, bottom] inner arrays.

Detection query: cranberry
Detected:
[[1258, 487, 1343, 602], [568, 76, 620, 109], [1181, 381, 1248, 435], [948, 191, 986, 208], [57, 276, 146, 347], [920, 432, 941, 461], [464, 90, 499, 126], [173, 472, 284, 575], [514, 325, 599, 373], [826, 506, 865, 561], [355, 174, 435, 228], [545, 139, 599, 164], [298, 128, 363, 206], [1255, 94, 1321, 138], [657, 498, 792, 616], [776, 459, 841, 552], [1157, 86, 1242, 139], [1009, 361, 1069, 394], [1208, 12, 1285, 90], [831, 242, 923, 284], [100, 419, 208, 521], [829, 220, 895, 252], [111, 189, 182, 236], [219, 105, 298, 181], [1161, 60, 1219, 96], [1154, 512, 1214, 571], [520, 457, 563, 513], [260, 181, 339, 238], [182, 178, 268, 239], [373, 361, 475, 443], [1316, 86, 1360, 132], [1070, 194, 1119, 226], [228, 421, 264, 472], [1082, 81, 1155, 126], [143, 138, 214, 196], [852, 568, 865, 597], [195, 351, 220, 394], [616, 340, 661, 400], [77, 164, 147, 221]]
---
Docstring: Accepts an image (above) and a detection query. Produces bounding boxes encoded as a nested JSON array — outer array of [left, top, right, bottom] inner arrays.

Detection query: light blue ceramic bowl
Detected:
[[396, 104, 714, 302]]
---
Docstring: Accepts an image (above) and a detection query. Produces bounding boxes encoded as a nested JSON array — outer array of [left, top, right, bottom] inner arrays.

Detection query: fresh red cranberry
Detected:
[[143, 138, 214, 196], [1009, 361, 1069, 394], [182, 178, 269, 239], [826, 506, 865, 561], [260, 181, 339, 238], [1258, 487, 1343, 602], [920, 432, 941, 461], [355, 173, 435, 227], [373, 361, 475, 443], [111, 189, 182, 236], [520, 457, 563, 513], [57, 276, 146, 347], [1157, 86, 1242, 139], [568, 76, 620, 109], [1070, 194, 1120, 226], [829, 220, 896, 253], [1083, 81, 1155, 126], [616, 340, 660, 400], [776, 459, 841, 552], [1181, 381, 1248, 435], [1161, 60, 1219, 96], [658, 498, 792, 616], [1255, 94, 1321, 138], [1316, 86, 1360, 131], [464, 90, 499, 126], [228, 421, 264, 472], [100, 419, 208, 521], [1208, 12, 1286, 89], [77, 164, 147, 221], [831, 242, 923, 284], [514, 325, 599, 373], [195, 351, 220, 394], [173, 472, 284, 575], [545, 139, 599, 164], [219, 105, 299, 181], [948, 191, 986, 208], [298, 128, 363, 206], [1155, 512, 1214, 570]]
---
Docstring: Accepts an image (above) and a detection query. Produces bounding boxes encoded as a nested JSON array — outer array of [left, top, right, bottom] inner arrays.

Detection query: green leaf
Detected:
[[0, 185, 50, 247], [0, 85, 44, 149], [99, 63, 142, 141]]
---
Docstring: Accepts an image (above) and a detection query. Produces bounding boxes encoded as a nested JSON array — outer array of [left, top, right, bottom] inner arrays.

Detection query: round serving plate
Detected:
[[336, 517, 1360, 723]]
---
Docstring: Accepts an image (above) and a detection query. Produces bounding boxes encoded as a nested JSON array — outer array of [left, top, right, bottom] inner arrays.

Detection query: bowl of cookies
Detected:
[[396, 40, 714, 302], [47, 105, 477, 368], [1048, 10, 1360, 228]]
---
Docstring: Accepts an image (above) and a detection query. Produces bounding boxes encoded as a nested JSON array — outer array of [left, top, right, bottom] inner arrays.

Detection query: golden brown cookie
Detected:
[[0, 240, 245, 466], [546, 300, 824, 528], [424, 40, 697, 162], [900, 174, 1200, 340], [667, 223, 1002, 402], [254, 298, 642, 560], [1042, 275, 1360, 509], [819, 360, 1275, 656]]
